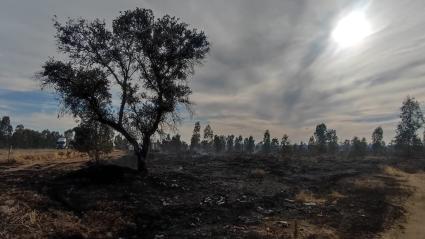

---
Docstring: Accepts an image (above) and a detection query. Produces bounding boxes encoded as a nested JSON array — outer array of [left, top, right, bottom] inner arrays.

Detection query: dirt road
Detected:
[[381, 170, 425, 239]]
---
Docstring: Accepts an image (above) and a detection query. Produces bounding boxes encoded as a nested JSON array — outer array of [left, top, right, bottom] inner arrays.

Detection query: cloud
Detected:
[[10, 112, 77, 133]]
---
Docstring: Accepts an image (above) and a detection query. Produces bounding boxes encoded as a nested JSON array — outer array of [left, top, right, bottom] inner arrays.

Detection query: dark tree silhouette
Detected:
[[190, 122, 201, 152], [226, 135, 235, 152], [213, 135, 221, 153], [243, 136, 255, 153], [38, 8, 209, 174], [350, 136, 368, 158], [11, 125, 61, 149], [202, 124, 213, 152], [342, 139, 351, 156], [234, 135, 243, 152], [203, 124, 213, 142], [0, 116, 13, 161], [326, 129, 338, 154], [308, 136, 315, 154], [114, 134, 129, 150], [281, 134, 291, 155], [64, 129, 74, 143], [0, 116, 13, 148], [314, 123, 327, 154], [263, 130, 271, 153], [247, 136, 255, 153], [371, 126, 384, 155], [213, 135, 226, 153], [170, 134, 184, 153], [271, 137, 279, 153]]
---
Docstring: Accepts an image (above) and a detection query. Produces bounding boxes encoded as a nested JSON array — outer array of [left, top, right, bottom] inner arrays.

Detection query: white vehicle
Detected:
[[56, 137, 67, 149]]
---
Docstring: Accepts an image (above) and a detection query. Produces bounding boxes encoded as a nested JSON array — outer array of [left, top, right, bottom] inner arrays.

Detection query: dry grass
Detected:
[[0, 149, 86, 163], [382, 165, 405, 177], [246, 218, 339, 239], [0, 149, 128, 164], [329, 190, 346, 199], [352, 177, 386, 190], [294, 190, 326, 204]]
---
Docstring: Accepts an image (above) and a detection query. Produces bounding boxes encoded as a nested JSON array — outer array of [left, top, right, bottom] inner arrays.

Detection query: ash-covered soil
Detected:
[[0, 153, 417, 239]]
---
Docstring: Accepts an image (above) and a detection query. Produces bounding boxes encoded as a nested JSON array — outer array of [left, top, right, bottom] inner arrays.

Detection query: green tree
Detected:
[[11, 125, 61, 149], [73, 120, 114, 162], [38, 8, 209, 174], [395, 96, 424, 155]]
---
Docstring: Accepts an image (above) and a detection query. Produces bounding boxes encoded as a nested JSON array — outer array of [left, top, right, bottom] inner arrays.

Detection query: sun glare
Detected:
[[332, 11, 372, 48]]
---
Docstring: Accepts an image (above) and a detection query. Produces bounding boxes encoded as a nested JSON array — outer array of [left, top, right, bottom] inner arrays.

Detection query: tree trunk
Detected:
[[134, 136, 149, 176], [135, 150, 147, 175], [7, 145, 12, 163]]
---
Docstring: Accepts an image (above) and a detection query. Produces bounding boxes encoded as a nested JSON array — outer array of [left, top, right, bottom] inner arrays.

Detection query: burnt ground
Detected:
[[0, 153, 419, 239]]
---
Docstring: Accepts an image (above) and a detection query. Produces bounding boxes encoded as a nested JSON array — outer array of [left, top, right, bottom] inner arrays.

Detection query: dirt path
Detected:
[[381, 170, 425, 239]]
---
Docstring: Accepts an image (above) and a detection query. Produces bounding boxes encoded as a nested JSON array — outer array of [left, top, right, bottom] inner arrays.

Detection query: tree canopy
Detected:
[[395, 96, 424, 155], [38, 8, 209, 173]]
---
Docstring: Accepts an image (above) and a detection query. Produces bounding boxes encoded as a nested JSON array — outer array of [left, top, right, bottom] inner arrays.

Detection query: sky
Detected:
[[1, 0, 425, 143]]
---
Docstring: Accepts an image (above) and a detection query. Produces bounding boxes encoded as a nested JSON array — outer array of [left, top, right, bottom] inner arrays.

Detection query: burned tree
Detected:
[[38, 8, 209, 174]]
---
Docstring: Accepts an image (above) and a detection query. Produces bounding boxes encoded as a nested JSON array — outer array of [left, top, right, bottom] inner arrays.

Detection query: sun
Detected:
[[332, 11, 372, 48]]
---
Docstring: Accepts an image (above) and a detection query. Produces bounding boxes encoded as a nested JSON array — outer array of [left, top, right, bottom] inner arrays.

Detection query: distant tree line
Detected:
[[156, 96, 425, 158], [0, 116, 63, 149]]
